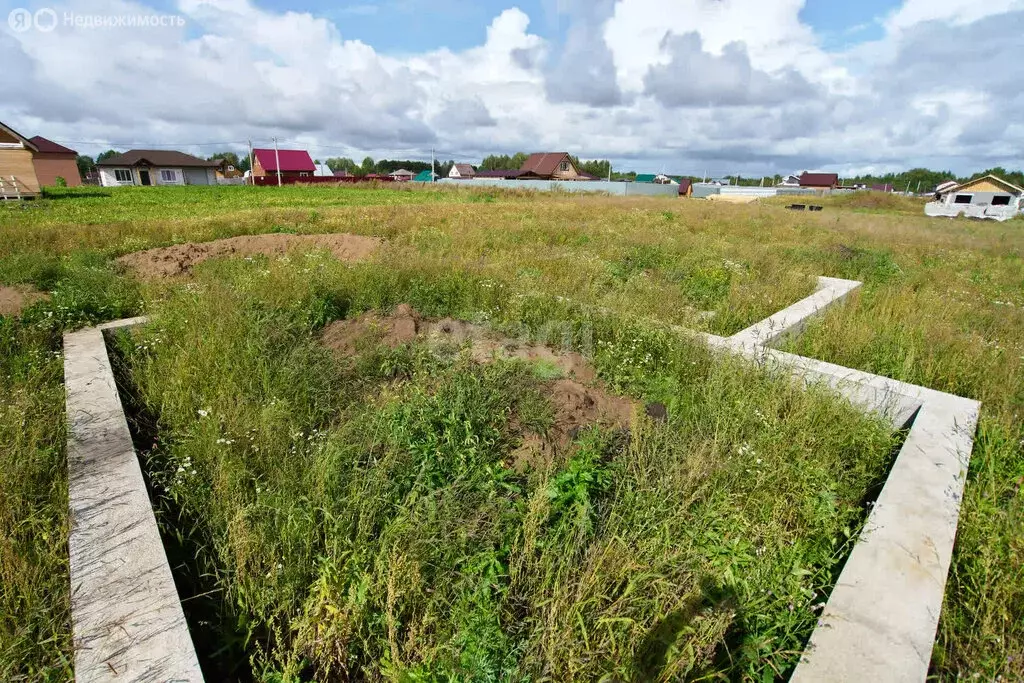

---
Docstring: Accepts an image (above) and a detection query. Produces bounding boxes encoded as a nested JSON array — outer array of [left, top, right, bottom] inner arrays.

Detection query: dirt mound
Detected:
[[117, 233, 381, 277], [321, 303, 420, 356], [0, 285, 48, 317], [322, 304, 639, 472]]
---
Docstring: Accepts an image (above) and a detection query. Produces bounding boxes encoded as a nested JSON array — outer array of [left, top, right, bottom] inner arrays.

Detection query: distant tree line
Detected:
[[69, 148, 1024, 192]]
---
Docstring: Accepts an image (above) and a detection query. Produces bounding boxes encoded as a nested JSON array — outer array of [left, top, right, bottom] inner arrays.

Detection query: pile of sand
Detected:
[[117, 233, 381, 278], [0, 285, 48, 318], [322, 304, 644, 471]]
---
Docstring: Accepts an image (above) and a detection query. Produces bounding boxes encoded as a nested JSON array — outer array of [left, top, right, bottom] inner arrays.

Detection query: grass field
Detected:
[[1, 185, 1021, 680]]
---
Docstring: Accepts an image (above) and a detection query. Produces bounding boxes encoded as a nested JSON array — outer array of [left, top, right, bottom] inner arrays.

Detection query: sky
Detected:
[[2, 0, 1023, 177]]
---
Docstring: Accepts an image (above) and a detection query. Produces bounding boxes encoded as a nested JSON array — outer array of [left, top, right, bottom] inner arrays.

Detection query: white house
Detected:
[[449, 163, 476, 179], [96, 150, 220, 187], [925, 175, 1024, 222]]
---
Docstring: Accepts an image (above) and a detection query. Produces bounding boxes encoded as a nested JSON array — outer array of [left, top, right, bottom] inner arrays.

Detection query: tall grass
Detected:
[[114, 256, 896, 679], [0, 186, 1021, 678]]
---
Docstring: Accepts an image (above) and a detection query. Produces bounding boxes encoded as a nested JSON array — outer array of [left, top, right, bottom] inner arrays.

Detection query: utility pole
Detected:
[[431, 146, 435, 182], [247, 139, 254, 186], [273, 137, 282, 187]]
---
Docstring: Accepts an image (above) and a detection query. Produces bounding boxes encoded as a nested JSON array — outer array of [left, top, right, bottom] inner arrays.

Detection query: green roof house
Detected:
[[413, 170, 436, 182], [634, 173, 657, 183]]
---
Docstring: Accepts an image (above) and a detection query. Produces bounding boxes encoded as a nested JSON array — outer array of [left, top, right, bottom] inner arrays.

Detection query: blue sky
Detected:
[[241, 0, 897, 53], [2, 0, 1022, 175]]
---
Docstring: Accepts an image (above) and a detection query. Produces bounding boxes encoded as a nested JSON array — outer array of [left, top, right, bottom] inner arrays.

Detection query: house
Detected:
[[333, 169, 354, 179], [313, 162, 334, 177], [251, 148, 316, 179], [799, 172, 840, 190], [577, 171, 601, 181], [97, 150, 221, 186], [777, 174, 802, 188], [413, 170, 436, 182], [449, 163, 476, 179], [678, 178, 693, 197], [925, 175, 1023, 222], [216, 163, 244, 179], [29, 136, 82, 187], [475, 169, 521, 179], [389, 168, 415, 182], [0, 121, 41, 198], [518, 152, 581, 180]]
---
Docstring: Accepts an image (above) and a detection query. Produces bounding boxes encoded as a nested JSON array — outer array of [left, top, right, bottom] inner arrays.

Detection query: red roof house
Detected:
[[29, 135, 81, 187], [518, 152, 581, 180], [799, 172, 840, 190], [252, 148, 316, 179]]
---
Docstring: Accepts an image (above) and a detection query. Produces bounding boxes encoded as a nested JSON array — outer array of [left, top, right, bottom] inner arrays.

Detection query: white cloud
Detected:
[[885, 0, 1024, 31], [0, 0, 1021, 175]]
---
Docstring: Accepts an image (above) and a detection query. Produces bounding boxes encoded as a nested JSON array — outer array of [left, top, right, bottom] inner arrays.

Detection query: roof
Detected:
[[390, 168, 414, 176], [476, 169, 521, 179], [799, 172, 839, 187], [252, 148, 315, 173], [97, 149, 220, 167], [678, 178, 693, 194], [519, 152, 574, 177], [947, 174, 1024, 195], [29, 136, 76, 155], [935, 180, 959, 193], [634, 174, 657, 183], [0, 121, 39, 152], [413, 170, 435, 182], [453, 163, 475, 175], [577, 171, 600, 180]]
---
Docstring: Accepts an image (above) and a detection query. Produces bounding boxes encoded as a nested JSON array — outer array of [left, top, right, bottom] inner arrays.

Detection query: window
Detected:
[[114, 169, 133, 183], [559, 161, 569, 171], [299, 171, 309, 177], [160, 169, 177, 182], [953, 194, 972, 204], [991, 195, 1011, 206]]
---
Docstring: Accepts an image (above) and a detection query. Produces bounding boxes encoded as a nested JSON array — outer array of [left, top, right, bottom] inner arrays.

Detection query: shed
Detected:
[[634, 174, 657, 183], [678, 178, 693, 197], [30, 136, 82, 187]]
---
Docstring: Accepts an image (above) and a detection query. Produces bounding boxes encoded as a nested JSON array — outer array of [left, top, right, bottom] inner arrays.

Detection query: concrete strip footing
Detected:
[[730, 276, 861, 348], [702, 279, 980, 682], [64, 322, 203, 682]]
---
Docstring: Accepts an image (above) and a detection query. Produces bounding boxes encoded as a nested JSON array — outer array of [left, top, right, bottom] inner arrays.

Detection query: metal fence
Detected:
[[436, 178, 678, 197]]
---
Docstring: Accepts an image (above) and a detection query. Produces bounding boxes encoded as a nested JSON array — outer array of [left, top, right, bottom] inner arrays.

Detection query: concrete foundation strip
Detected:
[[703, 276, 979, 682], [64, 318, 203, 682], [63, 275, 978, 682]]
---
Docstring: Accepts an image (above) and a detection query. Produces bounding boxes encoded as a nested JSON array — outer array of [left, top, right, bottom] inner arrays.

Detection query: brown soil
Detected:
[[117, 233, 381, 278], [321, 304, 638, 472], [0, 285, 48, 317]]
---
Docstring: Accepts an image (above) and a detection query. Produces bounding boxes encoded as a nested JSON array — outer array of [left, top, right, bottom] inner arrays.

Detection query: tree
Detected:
[[360, 157, 375, 175], [96, 149, 119, 163], [326, 157, 357, 174], [76, 155, 95, 178], [208, 152, 241, 169]]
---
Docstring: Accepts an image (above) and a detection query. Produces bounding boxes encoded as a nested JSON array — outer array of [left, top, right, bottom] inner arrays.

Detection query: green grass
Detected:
[[111, 257, 896, 680], [0, 185, 1022, 680]]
